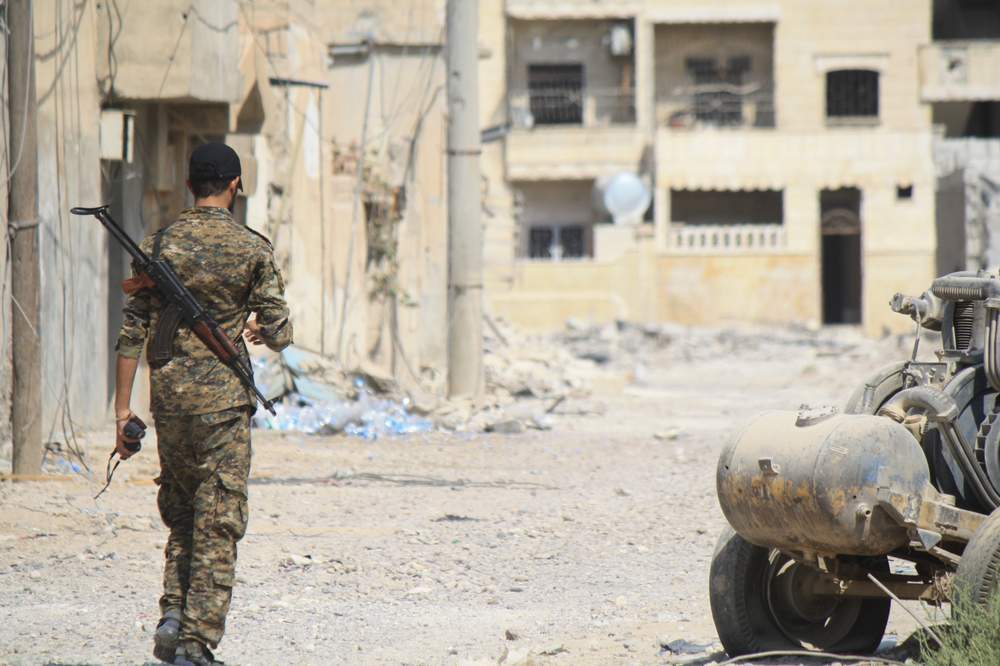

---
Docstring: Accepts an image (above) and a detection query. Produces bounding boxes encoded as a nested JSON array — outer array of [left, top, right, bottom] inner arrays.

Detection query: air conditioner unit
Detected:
[[608, 24, 633, 57]]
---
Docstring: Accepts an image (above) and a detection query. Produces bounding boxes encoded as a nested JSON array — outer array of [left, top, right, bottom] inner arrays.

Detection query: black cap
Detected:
[[189, 142, 242, 190]]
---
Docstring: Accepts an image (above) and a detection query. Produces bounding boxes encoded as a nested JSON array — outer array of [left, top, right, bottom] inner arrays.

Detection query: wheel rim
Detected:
[[764, 551, 862, 649]]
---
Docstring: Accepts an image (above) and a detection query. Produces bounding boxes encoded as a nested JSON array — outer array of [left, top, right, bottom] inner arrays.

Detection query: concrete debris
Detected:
[[251, 348, 434, 439], [485, 419, 525, 435], [654, 427, 685, 441], [659, 638, 715, 655]]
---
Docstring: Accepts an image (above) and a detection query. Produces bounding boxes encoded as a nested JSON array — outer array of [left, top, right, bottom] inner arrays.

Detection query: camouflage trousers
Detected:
[[155, 406, 252, 649]]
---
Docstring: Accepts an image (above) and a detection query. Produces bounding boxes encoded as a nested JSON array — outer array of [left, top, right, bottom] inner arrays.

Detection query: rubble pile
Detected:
[[251, 316, 606, 438], [250, 347, 434, 440], [555, 318, 676, 368], [482, 316, 596, 400], [554, 318, 914, 368]]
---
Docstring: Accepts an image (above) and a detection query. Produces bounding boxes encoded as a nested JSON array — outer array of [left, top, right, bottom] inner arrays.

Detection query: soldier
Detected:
[[113, 143, 292, 666]]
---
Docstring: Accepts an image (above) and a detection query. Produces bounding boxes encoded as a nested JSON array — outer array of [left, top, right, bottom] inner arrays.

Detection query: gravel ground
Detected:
[[0, 325, 930, 665]]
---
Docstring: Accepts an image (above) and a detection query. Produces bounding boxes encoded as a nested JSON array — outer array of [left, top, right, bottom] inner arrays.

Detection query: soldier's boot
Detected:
[[152, 610, 182, 663], [173, 639, 224, 666]]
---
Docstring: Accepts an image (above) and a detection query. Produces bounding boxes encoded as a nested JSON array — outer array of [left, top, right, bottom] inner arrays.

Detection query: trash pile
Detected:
[[250, 317, 607, 438], [250, 347, 433, 440]]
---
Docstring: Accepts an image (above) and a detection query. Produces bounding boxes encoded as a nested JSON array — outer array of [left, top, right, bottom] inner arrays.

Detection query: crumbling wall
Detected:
[[934, 138, 1000, 271]]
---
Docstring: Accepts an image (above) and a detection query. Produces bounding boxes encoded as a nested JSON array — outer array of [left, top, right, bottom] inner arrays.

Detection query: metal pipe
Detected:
[[882, 386, 1000, 510]]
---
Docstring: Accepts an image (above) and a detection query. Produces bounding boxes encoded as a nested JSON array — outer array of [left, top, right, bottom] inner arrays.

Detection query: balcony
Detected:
[[920, 41, 1000, 102], [657, 83, 775, 130], [506, 88, 644, 180], [665, 224, 786, 254]]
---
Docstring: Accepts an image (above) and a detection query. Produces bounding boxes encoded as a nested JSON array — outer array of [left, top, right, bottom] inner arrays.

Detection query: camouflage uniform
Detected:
[[117, 206, 292, 649]]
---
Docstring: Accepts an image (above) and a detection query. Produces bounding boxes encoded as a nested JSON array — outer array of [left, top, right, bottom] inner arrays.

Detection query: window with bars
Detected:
[[527, 225, 587, 259], [826, 69, 879, 119], [684, 56, 752, 126], [528, 64, 585, 125]]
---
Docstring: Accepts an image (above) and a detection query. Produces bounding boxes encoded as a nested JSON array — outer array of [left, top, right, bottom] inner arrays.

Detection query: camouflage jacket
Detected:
[[116, 206, 292, 415]]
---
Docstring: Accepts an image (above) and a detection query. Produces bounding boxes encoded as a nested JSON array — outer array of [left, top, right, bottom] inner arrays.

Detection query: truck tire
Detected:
[[954, 508, 1000, 605], [709, 526, 891, 657], [844, 362, 907, 415]]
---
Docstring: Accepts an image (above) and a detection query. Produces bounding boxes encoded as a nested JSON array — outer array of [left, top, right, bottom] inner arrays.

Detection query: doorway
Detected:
[[820, 188, 862, 325]]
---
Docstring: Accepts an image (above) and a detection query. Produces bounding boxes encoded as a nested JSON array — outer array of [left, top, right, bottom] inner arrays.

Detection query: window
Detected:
[[826, 69, 879, 120], [670, 189, 783, 226], [528, 225, 586, 259], [528, 227, 555, 259], [528, 64, 584, 125], [685, 56, 752, 126], [896, 185, 913, 200]]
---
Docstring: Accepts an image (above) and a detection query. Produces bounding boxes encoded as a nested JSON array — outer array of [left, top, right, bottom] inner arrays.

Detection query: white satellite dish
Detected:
[[593, 172, 651, 225]]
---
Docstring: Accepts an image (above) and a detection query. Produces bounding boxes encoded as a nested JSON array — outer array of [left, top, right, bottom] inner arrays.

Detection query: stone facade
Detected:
[[483, 0, 952, 335]]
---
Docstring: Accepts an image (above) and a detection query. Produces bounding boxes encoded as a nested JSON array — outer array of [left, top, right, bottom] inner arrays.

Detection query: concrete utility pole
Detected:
[[7, 0, 42, 474], [446, 0, 483, 397]]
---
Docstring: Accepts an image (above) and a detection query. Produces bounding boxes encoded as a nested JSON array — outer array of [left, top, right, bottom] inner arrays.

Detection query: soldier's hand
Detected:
[[244, 317, 264, 346], [115, 411, 141, 460]]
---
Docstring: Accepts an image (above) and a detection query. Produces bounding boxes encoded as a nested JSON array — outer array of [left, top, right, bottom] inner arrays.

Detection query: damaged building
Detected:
[[480, 0, 942, 335], [0, 0, 449, 441]]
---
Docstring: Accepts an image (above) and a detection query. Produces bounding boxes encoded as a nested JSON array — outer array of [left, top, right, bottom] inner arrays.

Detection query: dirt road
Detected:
[[0, 326, 925, 665]]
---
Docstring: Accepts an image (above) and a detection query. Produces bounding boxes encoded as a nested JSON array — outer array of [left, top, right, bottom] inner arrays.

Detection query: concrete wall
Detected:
[[775, 0, 931, 133], [97, 0, 241, 103], [35, 1, 108, 434]]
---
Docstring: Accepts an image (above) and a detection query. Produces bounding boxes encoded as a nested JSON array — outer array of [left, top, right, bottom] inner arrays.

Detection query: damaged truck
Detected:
[[710, 271, 1000, 655]]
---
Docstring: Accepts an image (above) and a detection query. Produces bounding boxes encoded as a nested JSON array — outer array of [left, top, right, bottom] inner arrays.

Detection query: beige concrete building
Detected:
[[1, 0, 451, 442], [481, 0, 953, 335]]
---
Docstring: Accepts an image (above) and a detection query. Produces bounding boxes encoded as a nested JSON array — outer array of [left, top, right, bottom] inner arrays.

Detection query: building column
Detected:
[[634, 16, 654, 133]]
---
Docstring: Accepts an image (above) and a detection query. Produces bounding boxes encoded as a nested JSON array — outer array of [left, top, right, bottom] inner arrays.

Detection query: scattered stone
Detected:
[[504, 629, 519, 641], [654, 427, 684, 441], [28, 570, 41, 580], [529, 414, 554, 431], [433, 514, 481, 522], [614, 487, 632, 497], [659, 638, 715, 655], [486, 419, 525, 435]]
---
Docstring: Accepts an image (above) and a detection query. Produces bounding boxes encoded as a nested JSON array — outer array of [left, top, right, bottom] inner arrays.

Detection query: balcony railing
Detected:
[[509, 87, 637, 127], [666, 224, 786, 253], [657, 82, 775, 129]]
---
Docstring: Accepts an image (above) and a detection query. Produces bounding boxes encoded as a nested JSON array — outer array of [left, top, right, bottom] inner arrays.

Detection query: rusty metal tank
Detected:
[[717, 410, 932, 556]]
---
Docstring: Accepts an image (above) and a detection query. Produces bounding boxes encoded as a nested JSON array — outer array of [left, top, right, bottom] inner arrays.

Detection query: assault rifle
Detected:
[[71, 205, 276, 415]]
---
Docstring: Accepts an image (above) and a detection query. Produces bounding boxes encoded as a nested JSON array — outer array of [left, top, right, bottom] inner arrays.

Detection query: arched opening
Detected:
[[820, 188, 863, 325]]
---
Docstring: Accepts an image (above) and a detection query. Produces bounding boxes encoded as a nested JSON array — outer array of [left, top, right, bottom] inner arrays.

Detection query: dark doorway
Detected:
[[820, 188, 862, 325]]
